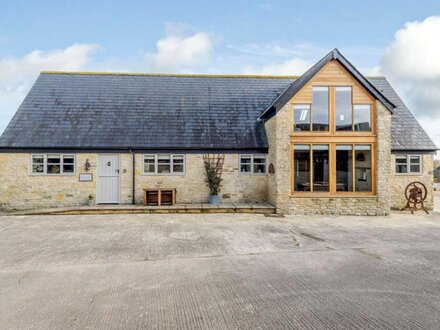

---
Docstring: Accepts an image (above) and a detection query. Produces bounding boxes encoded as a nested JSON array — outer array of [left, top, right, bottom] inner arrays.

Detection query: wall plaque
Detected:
[[79, 173, 93, 182]]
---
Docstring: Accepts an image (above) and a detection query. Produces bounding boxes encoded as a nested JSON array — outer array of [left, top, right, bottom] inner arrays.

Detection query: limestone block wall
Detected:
[[0, 153, 98, 210], [389, 153, 434, 210], [134, 154, 268, 204], [265, 103, 291, 211], [0, 152, 268, 210]]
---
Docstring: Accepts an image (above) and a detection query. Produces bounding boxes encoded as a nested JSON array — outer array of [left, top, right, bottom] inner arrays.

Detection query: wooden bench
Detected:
[[143, 188, 176, 206]]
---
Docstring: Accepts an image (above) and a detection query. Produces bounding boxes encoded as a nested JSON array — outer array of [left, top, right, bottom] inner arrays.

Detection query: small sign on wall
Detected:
[[79, 173, 93, 182]]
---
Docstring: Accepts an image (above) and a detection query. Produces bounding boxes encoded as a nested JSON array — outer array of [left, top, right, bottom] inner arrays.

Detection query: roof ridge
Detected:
[[40, 71, 386, 80], [40, 71, 301, 79]]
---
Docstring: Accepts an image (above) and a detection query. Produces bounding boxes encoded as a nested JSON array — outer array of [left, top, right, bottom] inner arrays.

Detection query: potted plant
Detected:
[[203, 155, 224, 205], [87, 194, 94, 206]]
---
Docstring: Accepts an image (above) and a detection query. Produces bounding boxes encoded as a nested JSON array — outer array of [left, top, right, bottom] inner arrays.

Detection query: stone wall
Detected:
[[0, 153, 268, 210], [389, 153, 434, 210], [0, 153, 98, 210], [265, 103, 291, 212], [134, 154, 268, 204], [264, 100, 392, 215]]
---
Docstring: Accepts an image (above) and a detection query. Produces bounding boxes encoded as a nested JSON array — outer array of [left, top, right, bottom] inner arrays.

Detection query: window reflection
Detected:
[[293, 145, 311, 191], [312, 145, 329, 191], [336, 145, 353, 191], [355, 145, 372, 192], [312, 87, 329, 131]]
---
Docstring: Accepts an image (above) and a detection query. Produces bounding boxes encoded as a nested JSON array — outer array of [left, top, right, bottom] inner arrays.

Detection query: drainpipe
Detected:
[[129, 149, 135, 205]]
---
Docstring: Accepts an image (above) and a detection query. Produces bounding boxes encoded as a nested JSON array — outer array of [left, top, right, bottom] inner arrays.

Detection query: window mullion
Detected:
[[170, 155, 173, 174], [310, 145, 313, 192], [352, 144, 355, 192]]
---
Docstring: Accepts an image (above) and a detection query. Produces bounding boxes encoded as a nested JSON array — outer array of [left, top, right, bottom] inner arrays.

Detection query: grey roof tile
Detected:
[[0, 73, 436, 152]]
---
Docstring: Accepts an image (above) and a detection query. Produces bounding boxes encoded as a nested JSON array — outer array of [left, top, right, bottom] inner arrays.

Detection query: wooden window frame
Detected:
[[291, 143, 376, 197], [291, 86, 376, 136], [290, 82, 376, 197], [142, 154, 186, 176]]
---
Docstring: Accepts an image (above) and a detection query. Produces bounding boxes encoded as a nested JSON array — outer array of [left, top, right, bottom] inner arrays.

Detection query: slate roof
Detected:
[[0, 72, 437, 152], [0, 73, 292, 151]]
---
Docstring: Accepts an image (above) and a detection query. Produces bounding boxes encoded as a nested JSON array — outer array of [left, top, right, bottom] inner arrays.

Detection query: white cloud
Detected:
[[144, 32, 213, 72], [382, 16, 440, 81], [0, 44, 99, 132], [242, 58, 311, 75], [379, 16, 440, 157]]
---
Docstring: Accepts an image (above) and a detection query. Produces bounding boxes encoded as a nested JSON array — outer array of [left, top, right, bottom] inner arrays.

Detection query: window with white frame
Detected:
[[143, 154, 185, 174], [395, 155, 422, 174], [240, 155, 267, 174], [31, 154, 75, 175]]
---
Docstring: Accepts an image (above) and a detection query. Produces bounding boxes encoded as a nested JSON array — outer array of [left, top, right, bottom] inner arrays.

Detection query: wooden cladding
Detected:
[[290, 61, 376, 136]]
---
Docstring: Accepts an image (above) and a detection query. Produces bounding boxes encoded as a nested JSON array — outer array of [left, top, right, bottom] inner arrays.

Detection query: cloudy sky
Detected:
[[1, 0, 439, 156]]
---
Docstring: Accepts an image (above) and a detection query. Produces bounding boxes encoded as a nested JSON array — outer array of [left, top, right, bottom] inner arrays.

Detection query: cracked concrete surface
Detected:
[[0, 211, 439, 329]]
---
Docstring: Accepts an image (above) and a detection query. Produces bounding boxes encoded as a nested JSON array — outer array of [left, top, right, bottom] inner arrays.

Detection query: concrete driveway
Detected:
[[0, 212, 439, 329]]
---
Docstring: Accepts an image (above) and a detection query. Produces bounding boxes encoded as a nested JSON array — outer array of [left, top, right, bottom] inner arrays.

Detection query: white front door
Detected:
[[98, 154, 120, 203]]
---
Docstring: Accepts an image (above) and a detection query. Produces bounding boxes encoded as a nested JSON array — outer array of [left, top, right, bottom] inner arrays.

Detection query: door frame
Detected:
[[97, 153, 121, 204]]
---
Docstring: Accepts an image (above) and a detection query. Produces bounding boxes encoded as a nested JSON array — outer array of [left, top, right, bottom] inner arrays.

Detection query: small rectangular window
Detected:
[[253, 156, 267, 174], [47, 154, 61, 174], [335, 87, 353, 131], [410, 156, 421, 173], [354, 104, 372, 131], [30, 154, 75, 175], [240, 155, 252, 173], [157, 155, 171, 174], [396, 155, 422, 174], [32, 155, 45, 173], [62, 155, 75, 173], [239, 155, 267, 174], [143, 154, 185, 175], [312, 87, 329, 131], [144, 155, 156, 173], [293, 104, 311, 131]]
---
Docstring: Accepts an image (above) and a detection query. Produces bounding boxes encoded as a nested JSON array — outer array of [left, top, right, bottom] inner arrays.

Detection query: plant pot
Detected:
[[87, 199, 94, 206], [208, 194, 220, 205]]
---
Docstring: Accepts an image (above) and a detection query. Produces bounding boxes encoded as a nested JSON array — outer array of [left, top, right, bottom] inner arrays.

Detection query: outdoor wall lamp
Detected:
[[84, 159, 91, 172]]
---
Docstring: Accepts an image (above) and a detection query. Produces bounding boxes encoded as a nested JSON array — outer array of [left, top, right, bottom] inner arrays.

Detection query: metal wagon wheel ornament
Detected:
[[400, 181, 429, 214]]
